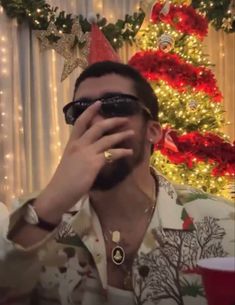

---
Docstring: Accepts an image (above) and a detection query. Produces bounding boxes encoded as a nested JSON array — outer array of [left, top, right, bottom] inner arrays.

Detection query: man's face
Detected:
[[74, 74, 151, 190]]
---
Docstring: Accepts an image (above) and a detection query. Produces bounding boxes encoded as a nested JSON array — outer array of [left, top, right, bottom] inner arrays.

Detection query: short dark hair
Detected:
[[73, 61, 159, 121]]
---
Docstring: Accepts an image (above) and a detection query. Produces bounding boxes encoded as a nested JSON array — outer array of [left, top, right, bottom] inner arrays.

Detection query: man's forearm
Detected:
[[9, 194, 64, 248], [9, 219, 54, 248]]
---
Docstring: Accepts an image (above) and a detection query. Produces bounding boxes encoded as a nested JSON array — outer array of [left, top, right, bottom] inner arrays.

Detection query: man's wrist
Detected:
[[24, 199, 60, 231], [32, 188, 66, 226]]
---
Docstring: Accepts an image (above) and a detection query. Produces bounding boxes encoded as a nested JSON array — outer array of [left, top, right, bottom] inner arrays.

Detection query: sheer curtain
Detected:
[[0, 0, 234, 206], [204, 26, 235, 140]]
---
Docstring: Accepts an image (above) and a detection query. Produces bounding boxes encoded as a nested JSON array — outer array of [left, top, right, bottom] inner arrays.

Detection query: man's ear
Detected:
[[147, 121, 162, 144]]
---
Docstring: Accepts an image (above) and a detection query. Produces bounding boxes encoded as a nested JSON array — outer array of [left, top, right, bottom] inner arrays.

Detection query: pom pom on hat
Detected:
[[87, 12, 98, 24]]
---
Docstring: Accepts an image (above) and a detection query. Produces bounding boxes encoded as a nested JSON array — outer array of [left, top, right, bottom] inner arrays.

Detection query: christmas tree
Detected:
[[129, 0, 235, 200]]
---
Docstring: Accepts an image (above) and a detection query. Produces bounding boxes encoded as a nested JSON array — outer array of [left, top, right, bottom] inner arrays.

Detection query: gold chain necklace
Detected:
[[104, 201, 156, 266], [103, 173, 158, 266], [103, 171, 162, 290]]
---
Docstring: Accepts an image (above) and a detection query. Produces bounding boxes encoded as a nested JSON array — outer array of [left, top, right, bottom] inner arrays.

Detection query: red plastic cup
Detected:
[[197, 257, 235, 305]]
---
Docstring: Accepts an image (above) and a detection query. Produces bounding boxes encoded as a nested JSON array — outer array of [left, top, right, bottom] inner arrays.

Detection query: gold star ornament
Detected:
[[34, 20, 90, 81], [34, 21, 63, 51], [222, 17, 233, 31]]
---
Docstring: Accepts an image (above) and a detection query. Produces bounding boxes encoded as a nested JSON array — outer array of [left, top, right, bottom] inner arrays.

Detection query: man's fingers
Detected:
[[93, 130, 135, 153], [70, 101, 102, 141], [99, 148, 133, 163], [80, 117, 129, 145]]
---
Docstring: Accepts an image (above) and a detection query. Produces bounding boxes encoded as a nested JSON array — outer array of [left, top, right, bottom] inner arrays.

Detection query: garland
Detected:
[[0, 0, 233, 48], [191, 0, 235, 33], [129, 50, 222, 102], [0, 0, 145, 50], [156, 130, 235, 176], [151, 3, 208, 39]]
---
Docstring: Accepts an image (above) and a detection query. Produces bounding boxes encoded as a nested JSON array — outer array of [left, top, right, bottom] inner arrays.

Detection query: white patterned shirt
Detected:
[[0, 171, 234, 305]]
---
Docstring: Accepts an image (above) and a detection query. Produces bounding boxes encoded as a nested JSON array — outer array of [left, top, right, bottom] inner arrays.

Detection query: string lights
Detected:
[[151, 80, 225, 133], [152, 152, 231, 198], [0, 5, 26, 203], [130, 1, 234, 200], [0, 12, 10, 201]]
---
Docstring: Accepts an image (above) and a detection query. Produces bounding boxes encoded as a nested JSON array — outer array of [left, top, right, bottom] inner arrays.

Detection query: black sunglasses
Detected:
[[63, 94, 152, 125]]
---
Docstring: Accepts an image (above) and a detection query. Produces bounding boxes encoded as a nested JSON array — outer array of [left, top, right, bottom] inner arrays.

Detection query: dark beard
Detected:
[[91, 134, 146, 191], [91, 157, 134, 191]]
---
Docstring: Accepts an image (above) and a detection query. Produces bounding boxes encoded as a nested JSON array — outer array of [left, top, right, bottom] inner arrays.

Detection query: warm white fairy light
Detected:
[[50, 49, 63, 166], [5, 154, 12, 160], [96, 2, 102, 9], [109, 13, 114, 20]]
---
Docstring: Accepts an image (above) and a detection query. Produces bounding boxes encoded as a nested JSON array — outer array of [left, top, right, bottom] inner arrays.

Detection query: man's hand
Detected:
[[34, 101, 134, 224]]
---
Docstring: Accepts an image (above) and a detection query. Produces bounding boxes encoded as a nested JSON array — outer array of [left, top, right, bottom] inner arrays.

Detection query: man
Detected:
[[0, 61, 234, 305]]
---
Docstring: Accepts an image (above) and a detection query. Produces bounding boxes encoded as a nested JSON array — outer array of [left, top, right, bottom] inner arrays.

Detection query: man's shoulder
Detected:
[[173, 182, 233, 205], [173, 182, 234, 219]]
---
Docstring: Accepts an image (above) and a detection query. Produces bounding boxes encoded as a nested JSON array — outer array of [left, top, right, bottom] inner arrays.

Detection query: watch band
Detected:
[[37, 214, 58, 231], [24, 199, 58, 231]]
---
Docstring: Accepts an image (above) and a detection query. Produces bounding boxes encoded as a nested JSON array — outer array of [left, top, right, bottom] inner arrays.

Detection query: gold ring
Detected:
[[104, 150, 113, 163]]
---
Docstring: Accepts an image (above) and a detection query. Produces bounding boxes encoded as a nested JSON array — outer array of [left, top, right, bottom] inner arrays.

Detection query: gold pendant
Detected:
[[112, 230, 121, 243], [111, 245, 125, 265]]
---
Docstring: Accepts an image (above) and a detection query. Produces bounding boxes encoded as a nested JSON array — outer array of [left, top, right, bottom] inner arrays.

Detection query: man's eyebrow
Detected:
[[101, 92, 127, 99]]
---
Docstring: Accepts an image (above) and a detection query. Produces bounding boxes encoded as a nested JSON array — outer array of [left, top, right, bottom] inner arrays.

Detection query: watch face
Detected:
[[24, 204, 39, 225]]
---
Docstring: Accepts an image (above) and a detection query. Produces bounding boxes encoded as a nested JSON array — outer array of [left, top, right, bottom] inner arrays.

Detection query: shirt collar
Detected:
[[72, 169, 194, 231], [68, 170, 195, 289], [152, 170, 194, 230]]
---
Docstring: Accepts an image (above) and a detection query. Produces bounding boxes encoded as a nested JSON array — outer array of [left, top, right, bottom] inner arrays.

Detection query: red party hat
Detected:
[[88, 23, 120, 65]]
